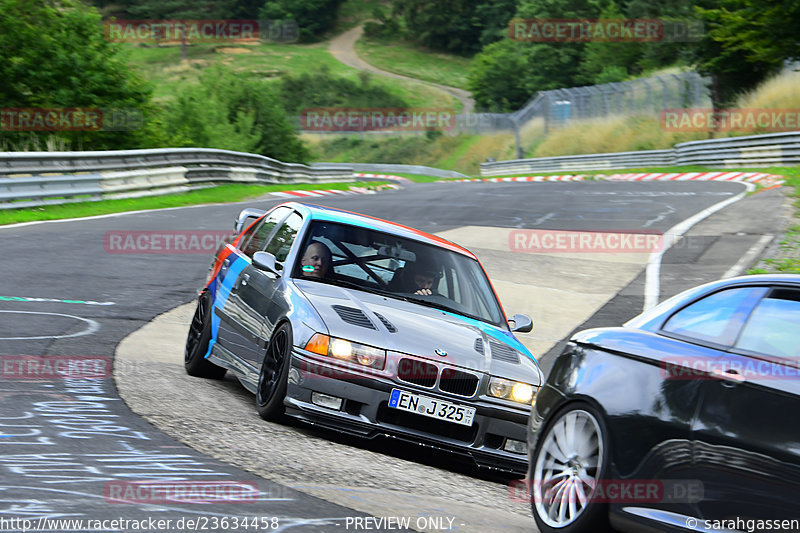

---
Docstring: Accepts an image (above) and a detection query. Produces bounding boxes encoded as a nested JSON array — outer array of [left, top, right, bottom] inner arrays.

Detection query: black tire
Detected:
[[256, 322, 292, 421], [530, 403, 612, 533], [184, 291, 226, 379]]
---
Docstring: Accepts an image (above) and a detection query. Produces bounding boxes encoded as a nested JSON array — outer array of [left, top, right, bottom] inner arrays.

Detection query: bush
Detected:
[[0, 0, 151, 150], [279, 67, 409, 113], [160, 67, 309, 162]]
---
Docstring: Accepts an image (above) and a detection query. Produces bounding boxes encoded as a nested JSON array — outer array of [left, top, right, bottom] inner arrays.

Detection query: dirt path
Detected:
[[329, 24, 475, 114]]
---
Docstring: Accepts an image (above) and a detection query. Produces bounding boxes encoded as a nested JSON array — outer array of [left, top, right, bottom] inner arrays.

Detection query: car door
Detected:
[[223, 210, 304, 368], [690, 285, 800, 522], [215, 206, 291, 364]]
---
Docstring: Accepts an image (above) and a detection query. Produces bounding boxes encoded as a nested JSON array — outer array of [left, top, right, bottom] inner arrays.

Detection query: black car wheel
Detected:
[[184, 291, 226, 379], [256, 322, 292, 421], [531, 403, 611, 533]]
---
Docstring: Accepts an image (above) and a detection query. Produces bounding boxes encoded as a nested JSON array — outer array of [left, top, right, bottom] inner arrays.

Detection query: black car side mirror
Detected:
[[509, 313, 533, 333], [253, 251, 279, 275]]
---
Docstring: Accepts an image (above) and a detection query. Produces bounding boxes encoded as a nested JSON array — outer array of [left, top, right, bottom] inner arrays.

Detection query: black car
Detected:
[[526, 274, 800, 532]]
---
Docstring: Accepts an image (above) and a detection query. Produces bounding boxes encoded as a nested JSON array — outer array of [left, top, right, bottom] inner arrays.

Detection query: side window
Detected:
[[662, 287, 766, 346], [735, 289, 800, 358], [265, 211, 303, 264], [240, 207, 290, 258]]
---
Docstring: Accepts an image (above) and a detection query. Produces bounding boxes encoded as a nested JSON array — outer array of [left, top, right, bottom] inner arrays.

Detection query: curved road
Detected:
[[329, 25, 475, 114], [0, 181, 787, 532]]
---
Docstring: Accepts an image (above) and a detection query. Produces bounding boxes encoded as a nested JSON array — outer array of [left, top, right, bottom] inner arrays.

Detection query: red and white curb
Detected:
[[269, 183, 401, 198], [452, 171, 785, 188]]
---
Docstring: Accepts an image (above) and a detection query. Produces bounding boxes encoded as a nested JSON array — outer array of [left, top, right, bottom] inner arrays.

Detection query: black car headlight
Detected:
[[304, 333, 386, 370], [488, 377, 537, 404]]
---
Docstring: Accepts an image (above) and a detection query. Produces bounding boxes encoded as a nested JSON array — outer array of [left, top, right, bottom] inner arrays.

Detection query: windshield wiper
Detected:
[[304, 277, 394, 298], [402, 296, 488, 324]]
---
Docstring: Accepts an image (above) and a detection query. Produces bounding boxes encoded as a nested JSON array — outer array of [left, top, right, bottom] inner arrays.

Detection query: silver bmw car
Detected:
[[185, 202, 542, 471]]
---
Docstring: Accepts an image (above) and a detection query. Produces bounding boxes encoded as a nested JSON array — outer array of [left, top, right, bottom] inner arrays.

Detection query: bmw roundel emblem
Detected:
[[435, 349, 447, 357]]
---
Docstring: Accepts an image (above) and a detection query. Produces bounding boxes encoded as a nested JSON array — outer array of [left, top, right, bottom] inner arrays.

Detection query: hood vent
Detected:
[[489, 341, 520, 364], [332, 305, 376, 330], [474, 338, 484, 354], [374, 312, 397, 333]]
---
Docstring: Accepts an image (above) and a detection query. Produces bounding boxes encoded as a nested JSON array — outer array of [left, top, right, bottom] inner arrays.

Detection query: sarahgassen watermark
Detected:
[[104, 19, 298, 43]]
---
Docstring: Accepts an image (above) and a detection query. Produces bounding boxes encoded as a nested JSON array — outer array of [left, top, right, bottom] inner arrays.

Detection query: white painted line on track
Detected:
[[643, 182, 755, 311], [0, 310, 100, 340], [721, 234, 775, 279]]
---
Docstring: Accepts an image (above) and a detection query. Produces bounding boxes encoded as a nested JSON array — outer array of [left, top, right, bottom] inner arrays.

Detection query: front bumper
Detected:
[[284, 348, 531, 472]]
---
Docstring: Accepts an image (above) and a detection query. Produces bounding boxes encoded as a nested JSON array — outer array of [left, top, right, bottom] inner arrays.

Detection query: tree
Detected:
[[389, 0, 517, 55], [574, 1, 641, 85], [692, 0, 797, 107], [0, 0, 152, 150], [162, 68, 309, 162], [112, 0, 236, 19], [260, 0, 345, 42], [468, 0, 604, 111]]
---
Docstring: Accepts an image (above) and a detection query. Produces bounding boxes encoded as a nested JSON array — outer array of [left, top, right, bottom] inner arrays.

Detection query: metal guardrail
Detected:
[[0, 148, 354, 209], [311, 162, 468, 179], [481, 131, 800, 176], [674, 131, 800, 167], [480, 150, 675, 175]]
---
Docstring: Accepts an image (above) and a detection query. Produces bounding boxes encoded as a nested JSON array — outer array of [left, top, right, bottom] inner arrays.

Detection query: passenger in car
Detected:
[[300, 241, 332, 278], [407, 261, 441, 296]]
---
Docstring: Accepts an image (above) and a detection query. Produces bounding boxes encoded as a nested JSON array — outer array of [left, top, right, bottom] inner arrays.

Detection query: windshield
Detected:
[[293, 220, 506, 327]]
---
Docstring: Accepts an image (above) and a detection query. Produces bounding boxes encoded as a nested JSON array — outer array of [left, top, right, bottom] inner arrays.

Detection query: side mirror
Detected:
[[509, 313, 533, 333], [234, 208, 266, 234], [252, 251, 279, 275]]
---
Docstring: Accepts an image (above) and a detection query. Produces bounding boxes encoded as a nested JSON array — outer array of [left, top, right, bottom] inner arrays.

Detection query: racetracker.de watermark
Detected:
[[508, 18, 703, 42], [1, 355, 111, 380], [661, 108, 800, 132], [104, 481, 259, 504], [661, 356, 800, 381], [104, 19, 299, 43], [509, 478, 704, 504], [1, 108, 142, 131], [300, 108, 457, 132], [104, 230, 231, 254], [509, 229, 663, 253]]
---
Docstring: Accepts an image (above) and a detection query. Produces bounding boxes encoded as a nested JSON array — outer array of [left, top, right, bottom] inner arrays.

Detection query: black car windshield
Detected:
[[293, 220, 506, 327]]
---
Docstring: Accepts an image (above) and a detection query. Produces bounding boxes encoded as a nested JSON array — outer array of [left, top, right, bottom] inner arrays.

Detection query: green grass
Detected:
[[0, 181, 386, 225], [435, 136, 484, 170], [354, 35, 473, 90], [123, 42, 457, 109]]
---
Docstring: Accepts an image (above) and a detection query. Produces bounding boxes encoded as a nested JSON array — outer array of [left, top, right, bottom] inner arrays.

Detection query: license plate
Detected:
[[388, 388, 476, 427]]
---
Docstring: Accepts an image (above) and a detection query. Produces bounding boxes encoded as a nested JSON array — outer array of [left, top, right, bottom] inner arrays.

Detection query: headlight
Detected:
[[305, 333, 386, 369], [488, 377, 537, 405]]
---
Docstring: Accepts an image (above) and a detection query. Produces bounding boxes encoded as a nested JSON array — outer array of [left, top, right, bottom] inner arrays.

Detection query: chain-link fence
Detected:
[[297, 72, 712, 161], [460, 71, 711, 135]]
